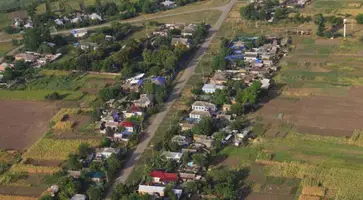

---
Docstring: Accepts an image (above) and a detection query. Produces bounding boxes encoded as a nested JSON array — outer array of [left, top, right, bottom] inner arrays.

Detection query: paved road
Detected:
[[104, 0, 236, 198]]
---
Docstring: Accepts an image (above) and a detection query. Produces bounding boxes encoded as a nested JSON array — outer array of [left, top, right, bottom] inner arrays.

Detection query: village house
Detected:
[[152, 29, 169, 37], [87, 172, 106, 183], [54, 18, 64, 26], [15, 53, 37, 63], [161, 0, 177, 8], [133, 94, 154, 107], [171, 38, 192, 48], [171, 135, 192, 146], [189, 110, 211, 120], [96, 147, 120, 159], [165, 23, 185, 30], [124, 105, 143, 118], [119, 120, 135, 132], [0, 63, 14, 72], [161, 151, 183, 162], [210, 71, 229, 85], [179, 172, 200, 182], [138, 185, 183, 198], [80, 42, 98, 51], [179, 118, 198, 131], [151, 76, 166, 86], [72, 28, 88, 38], [89, 13, 102, 21], [71, 194, 87, 200], [71, 17, 82, 24], [244, 52, 258, 62], [150, 170, 178, 184], [100, 121, 119, 134], [202, 83, 225, 94], [182, 24, 197, 37], [222, 104, 232, 112], [192, 101, 216, 112], [193, 134, 214, 149]]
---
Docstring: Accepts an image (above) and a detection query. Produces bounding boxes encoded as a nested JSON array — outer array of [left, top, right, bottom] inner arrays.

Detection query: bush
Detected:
[[45, 92, 63, 100], [356, 14, 363, 24]]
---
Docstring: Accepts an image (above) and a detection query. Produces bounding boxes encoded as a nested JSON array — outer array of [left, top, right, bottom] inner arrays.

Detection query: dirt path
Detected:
[[104, 0, 237, 198]]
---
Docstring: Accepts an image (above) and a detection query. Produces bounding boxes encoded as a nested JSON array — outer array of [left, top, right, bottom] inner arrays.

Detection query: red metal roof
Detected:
[[119, 120, 134, 127], [127, 105, 142, 113], [150, 170, 178, 182]]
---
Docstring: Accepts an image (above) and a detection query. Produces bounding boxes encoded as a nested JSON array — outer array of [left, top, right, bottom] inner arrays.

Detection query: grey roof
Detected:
[[71, 194, 87, 200], [189, 110, 211, 118], [138, 185, 165, 194], [192, 101, 216, 110]]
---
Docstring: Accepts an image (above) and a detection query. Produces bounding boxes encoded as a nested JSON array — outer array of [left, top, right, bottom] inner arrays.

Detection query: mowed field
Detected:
[[0, 100, 56, 150]]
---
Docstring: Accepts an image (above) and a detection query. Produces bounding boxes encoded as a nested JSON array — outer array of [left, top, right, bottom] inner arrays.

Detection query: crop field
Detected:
[[0, 100, 56, 150], [22, 138, 99, 160]]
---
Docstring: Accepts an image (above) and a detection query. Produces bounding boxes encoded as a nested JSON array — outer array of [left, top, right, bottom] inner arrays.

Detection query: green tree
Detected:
[[112, 184, 130, 200], [230, 103, 244, 116], [101, 138, 111, 147], [356, 14, 363, 24], [24, 28, 42, 51], [192, 117, 214, 136], [192, 154, 208, 166], [67, 154, 82, 170], [98, 86, 121, 101], [87, 186, 103, 200], [78, 143, 90, 158], [214, 89, 229, 105], [106, 154, 121, 177]]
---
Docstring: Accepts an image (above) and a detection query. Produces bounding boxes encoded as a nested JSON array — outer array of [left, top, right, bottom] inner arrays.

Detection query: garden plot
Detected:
[[0, 100, 56, 150]]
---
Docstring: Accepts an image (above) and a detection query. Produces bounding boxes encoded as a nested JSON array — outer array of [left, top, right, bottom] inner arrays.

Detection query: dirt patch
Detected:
[[0, 100, 56, 150], [258, 87, 363, 137], [0, 186, 44, 197], [80, 87, 99, 94], [24, 159, 63, 167], [246, 192, 295, 200], [7, 11, 28, 19], [315, 39, 341, 45]]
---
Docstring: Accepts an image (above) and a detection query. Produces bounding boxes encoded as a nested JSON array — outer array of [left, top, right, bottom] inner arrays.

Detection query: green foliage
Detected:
[[214, 89, 229, 105], [98, 86, 121, 101], [314, 14, 325, 37], [106, 154, 122, 177], [192, 154, 208, 166], [236, 81, 262, 105], [87, 186, 103, 200], [112, 184, 131, 200], [45, 92, 63, 100], [67, 154, 82, 170], [101, 138, 111, 147], [355, 14, 363, 24], [192, 117, 214, 136], [78, 143, 91, 158]]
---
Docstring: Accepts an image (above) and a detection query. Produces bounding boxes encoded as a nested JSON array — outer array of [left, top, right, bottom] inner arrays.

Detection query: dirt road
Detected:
[[104, 0, 236, 198]]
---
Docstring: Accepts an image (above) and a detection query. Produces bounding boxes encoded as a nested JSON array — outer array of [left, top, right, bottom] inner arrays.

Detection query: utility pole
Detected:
[[344, 18, 347, 38]]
